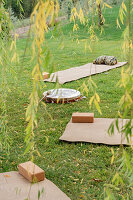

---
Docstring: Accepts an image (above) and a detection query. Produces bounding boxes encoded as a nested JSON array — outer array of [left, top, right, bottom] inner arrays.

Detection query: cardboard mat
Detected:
[[44, 62, 127, 84], [59, 118, 133, 145], [0, 171, 70, 200]]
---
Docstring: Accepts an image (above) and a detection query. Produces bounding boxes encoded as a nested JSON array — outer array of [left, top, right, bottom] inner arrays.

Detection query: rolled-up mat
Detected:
[[59, 118, 133, 145]]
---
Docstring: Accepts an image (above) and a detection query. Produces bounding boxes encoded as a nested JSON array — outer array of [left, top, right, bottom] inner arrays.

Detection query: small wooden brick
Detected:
[[42, 72, 49, 79], [72, 113, 94, 123], [18, 161, 45, 183]]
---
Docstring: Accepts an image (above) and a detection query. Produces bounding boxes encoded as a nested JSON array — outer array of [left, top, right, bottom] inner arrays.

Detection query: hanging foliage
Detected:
[[24, 0, 60, 158]]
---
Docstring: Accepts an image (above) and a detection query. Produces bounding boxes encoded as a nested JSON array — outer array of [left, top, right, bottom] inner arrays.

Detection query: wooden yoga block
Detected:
[[72, 113, 94, 123], [42, 72, 49, 79], [18, 161, 45, 183]]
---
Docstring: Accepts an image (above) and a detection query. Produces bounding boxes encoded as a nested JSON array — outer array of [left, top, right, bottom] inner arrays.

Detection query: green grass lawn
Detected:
[[1, 5, 132, 200]]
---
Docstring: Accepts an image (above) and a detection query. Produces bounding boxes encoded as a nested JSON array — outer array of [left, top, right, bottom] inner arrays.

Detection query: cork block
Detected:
[[72, 113, 94, 123], [42, 72, 49, 79], [18, 161, 45, 183]]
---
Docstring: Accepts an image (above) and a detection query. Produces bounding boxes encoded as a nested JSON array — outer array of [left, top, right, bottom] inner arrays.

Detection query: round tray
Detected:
[[43, 88, 81, 103]]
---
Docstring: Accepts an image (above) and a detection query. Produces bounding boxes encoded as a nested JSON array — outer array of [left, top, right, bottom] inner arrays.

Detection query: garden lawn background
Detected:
[[0, 5, 132, 200]]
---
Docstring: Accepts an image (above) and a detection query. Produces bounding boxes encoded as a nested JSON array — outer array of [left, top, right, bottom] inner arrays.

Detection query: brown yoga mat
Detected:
[[44, 62, 127, 84], [0, 171, 71, 200], [59, 118, 133, 145]]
